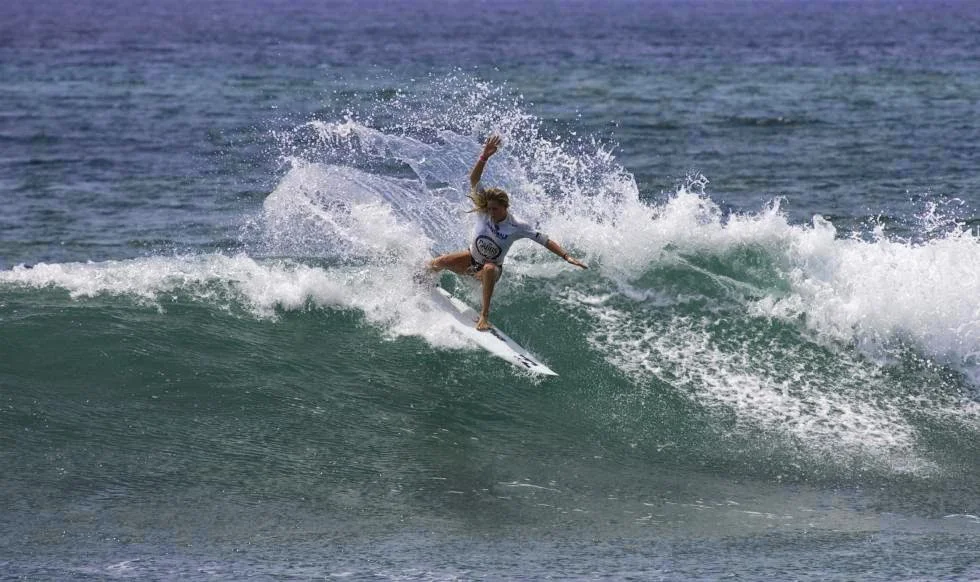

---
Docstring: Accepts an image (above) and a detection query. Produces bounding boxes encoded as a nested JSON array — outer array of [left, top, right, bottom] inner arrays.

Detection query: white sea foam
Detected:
[[0, 255, 473, 350], [753, 220, 980, 381], [550, 180, 980, 384]]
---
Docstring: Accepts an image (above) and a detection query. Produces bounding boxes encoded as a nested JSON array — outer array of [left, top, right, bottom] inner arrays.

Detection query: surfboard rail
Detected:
[[431, 287, 558, 376]]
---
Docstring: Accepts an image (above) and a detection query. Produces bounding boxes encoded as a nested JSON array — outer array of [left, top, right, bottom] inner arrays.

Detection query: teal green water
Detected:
[[2, 243, 977, 578]]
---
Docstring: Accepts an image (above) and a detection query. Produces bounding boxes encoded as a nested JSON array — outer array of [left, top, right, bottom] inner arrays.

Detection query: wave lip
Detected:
[[1, 255, 349, 317], [0, 254, 482, 352], [754, 215, 980, 384]]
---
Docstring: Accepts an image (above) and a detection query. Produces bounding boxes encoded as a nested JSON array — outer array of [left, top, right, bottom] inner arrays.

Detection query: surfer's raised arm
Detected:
[[470, 134, 502, 188], [429, 132, 586, 332]]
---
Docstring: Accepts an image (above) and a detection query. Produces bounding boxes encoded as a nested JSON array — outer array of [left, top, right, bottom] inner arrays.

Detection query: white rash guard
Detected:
[[468, 209, 549, 265]]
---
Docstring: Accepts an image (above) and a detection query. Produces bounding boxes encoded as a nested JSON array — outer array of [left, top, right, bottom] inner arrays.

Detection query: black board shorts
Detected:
[[466, 256, 503, 279]]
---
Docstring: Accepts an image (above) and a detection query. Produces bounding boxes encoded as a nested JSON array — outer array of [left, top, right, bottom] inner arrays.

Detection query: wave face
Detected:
[[4, 81, 978, 492]]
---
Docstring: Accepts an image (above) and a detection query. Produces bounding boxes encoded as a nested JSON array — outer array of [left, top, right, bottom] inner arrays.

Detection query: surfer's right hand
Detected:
[[481, 135, 501, 159]]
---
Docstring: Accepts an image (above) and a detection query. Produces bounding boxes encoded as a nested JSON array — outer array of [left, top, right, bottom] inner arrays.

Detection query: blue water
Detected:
[[2, 1, 978, 579]]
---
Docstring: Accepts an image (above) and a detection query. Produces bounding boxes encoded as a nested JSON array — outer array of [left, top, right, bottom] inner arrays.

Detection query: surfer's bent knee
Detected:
[[479, 262, 501, 281]]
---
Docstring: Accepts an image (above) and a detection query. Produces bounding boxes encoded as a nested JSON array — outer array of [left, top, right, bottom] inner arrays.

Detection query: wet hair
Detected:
[[467, 187, 509, 214]]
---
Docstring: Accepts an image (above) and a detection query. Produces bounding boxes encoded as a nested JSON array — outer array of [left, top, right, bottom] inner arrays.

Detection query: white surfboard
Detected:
[[431, 287, 558, 376]]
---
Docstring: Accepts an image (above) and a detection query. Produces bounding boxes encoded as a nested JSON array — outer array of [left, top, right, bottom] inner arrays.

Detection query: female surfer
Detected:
[[428, 135, 587, 331]]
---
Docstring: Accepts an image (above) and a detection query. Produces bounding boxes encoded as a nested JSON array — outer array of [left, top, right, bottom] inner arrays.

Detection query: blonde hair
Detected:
[[467, 187, 509, 214]]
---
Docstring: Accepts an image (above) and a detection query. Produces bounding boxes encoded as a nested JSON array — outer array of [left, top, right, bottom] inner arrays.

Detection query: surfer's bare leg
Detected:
[[428, 251, 472, 276], [475, 262, 500, 331]]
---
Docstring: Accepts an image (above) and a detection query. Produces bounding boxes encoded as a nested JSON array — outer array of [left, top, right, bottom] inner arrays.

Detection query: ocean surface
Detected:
[[1, 0, 979, 579]]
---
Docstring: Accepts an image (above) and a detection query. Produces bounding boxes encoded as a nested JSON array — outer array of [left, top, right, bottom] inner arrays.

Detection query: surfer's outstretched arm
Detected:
[[470, 135, 501, 188], [545, 239, 588, 269]]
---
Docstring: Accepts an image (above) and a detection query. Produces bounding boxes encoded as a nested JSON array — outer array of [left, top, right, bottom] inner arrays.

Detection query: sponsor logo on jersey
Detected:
[[475, 235, 502, 260], [490, 221, 510, 240]]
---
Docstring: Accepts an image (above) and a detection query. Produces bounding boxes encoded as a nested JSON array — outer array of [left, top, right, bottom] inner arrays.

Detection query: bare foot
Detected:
[[475, 316, 491, 331]]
